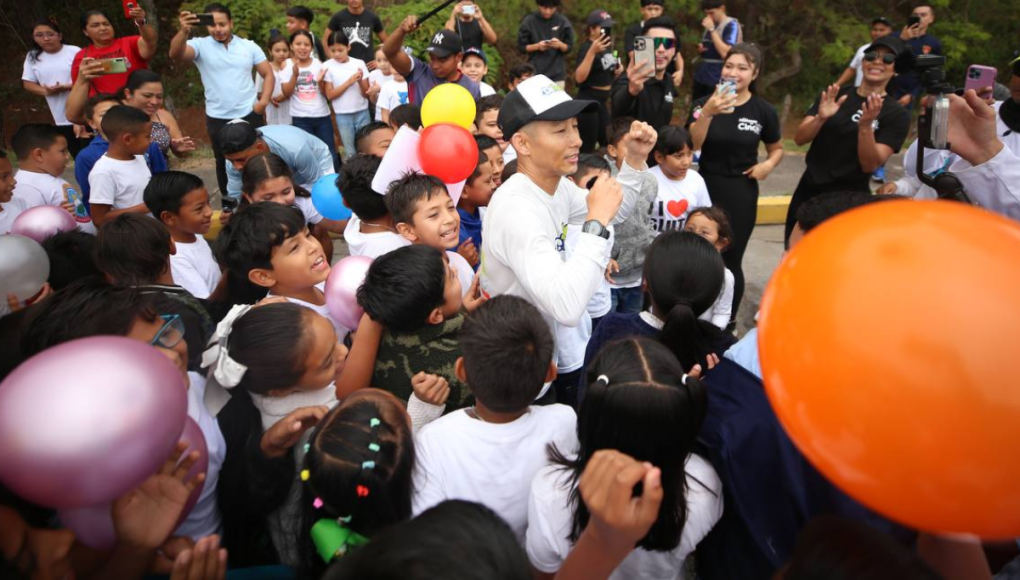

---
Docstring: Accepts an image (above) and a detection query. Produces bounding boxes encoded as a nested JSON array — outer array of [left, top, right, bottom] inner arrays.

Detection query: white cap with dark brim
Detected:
[[498, 75, 598, 139]]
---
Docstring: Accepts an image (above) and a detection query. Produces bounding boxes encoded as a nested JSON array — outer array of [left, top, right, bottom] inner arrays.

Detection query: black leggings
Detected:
[[704, 173, 758, 322], [785, 173, 866, 243], [576, 87, 610, 153]]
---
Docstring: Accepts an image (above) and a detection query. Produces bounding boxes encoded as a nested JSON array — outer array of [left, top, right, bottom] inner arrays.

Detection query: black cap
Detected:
[[498, 74, 597, 139], [217, 120, 260, 155], [586, 9, 616, 28], [463, 46, 487, 64], [426, 30, 463, 58], [640, 0, 664, 6], [871, 17, 893, 27], [1010, 49, 1020, 76], [864, 34, 911, 74]]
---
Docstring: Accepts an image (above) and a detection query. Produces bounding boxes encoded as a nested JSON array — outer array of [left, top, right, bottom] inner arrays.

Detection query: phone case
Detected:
[[634, 36, 655, 75], [964, 65, 997, 92], [122, 0, 135, 18]]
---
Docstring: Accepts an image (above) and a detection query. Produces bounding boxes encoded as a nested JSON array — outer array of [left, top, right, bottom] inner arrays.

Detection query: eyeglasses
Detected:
[[151, 314, 185, 349], [863, 52, 897, 65], [652, 37, 676, 50], [33, 32, 58, 38]]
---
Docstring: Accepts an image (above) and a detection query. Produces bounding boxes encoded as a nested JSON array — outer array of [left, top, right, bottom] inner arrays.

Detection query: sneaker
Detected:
[[872, 165, 886, 183]]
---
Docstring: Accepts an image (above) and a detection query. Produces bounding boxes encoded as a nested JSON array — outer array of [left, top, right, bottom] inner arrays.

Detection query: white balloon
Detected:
[[0, 235, 50, 301]]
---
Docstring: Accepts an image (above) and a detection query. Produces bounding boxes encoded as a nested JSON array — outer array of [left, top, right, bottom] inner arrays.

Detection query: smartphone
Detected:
[[98, 58, 129, 75], [601, 27, 612, 40], [964, 65, 997, 93], [196, 13, 217, 26], [717, 78, 737, 113], [633, 36, 655, 77], [907, 15, 921, 27], [122, 0, 135, 18]]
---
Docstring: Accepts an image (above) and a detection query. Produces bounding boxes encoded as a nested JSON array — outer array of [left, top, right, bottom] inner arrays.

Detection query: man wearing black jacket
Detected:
[[611, 17, 678, 128], [517, 0, 575, 87]]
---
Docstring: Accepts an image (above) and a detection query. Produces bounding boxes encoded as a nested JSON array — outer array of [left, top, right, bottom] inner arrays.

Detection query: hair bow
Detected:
[[311, 518, 370, 563], [200, 304, 253, 388]]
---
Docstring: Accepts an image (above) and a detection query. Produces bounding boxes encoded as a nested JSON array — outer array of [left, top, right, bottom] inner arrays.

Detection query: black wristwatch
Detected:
[[582, 219, 610, 239]]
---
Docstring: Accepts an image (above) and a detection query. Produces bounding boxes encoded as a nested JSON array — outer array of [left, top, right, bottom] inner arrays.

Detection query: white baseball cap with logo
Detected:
[[497, 74, 597, 138]]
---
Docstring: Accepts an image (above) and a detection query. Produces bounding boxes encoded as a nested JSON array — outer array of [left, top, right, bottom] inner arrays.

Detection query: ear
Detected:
[[248, 267, 277, 289], [454, 357, 468, 383], [31, 147, 45, 163], [717, 237, 731, 252], [653, 151, 664, 164], [168, 239, 178, 256], [606, 143, 618, 158], [544, 360, 558, 384], [426, 306, 445, 325], [395, 222, 419, 242], [511, 131, 530, 157], [159, 210, 177, 227]]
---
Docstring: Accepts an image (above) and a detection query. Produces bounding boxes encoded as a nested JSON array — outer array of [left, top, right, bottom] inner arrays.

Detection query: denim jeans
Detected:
[[292, 115, 339, 172], [611, 286, 644, 314], [335, 109, 372, 159]]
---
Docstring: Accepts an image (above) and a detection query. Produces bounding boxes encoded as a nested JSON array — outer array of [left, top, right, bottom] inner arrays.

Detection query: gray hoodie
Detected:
[[606, 154, 658, 287]]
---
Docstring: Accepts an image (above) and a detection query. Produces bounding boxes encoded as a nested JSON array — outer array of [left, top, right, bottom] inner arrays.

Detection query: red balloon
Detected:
[[418, 123, 479, 184]]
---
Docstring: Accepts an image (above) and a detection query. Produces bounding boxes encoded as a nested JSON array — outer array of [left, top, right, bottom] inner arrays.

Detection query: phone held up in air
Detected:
[[633, 36, 655, 78], [196, 13, 217, 26], [122, 0, 135, 18], [907, 15, 921, 27], [462, 4, 476, 15], [964, 65, 997, 93], [98, 58, 129, 75]]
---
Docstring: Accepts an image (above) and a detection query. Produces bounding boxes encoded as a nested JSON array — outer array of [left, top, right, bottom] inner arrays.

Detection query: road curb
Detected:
[[758, 195, 792, 225]]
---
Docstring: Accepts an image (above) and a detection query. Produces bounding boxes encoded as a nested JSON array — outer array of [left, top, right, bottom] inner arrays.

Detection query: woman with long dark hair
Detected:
[[528, 337, 722, 579], [22, 19, 88, 157], [688, 43, 783, 327], [70, 7, 157, 97]]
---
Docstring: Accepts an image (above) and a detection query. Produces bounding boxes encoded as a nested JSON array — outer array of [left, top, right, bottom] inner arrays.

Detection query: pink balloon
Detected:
[[58, 503, 116, 551], [11, 205, 77, 243], [0, 337, 188, 509], [176, 417, 209, 528], [324, 255, 374, 330]]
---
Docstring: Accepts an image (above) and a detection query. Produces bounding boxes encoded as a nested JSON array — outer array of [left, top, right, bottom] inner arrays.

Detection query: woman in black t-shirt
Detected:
[[688, 43, 783, 326], [788, 36, 910, 240], [575, 13, 623, 152]]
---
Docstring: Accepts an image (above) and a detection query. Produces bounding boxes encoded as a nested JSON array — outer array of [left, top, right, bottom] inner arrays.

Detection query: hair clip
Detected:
[[313, 497, 324, 509], [368, 442, 380, 452], [356, 485, 370, 497], [362, 460, 376, 470], [304, 443, 311, 453], [597, 374, 610, 386], [338, 515, 352, 524], [369, 418, 381, 428], [301, 469, 310, 481]]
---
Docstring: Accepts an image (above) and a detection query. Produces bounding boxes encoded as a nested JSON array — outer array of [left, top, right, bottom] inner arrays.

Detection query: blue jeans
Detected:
[[335, 109, 371, 159], [292, 115, 339, 172], [611, 286, 644, 314]]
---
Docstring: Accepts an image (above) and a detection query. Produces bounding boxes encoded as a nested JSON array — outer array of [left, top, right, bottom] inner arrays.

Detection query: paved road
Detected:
[[63, 150, 908, 338]]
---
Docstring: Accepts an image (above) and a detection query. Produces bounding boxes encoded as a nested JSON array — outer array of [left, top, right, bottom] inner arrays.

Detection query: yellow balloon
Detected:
[[421, 83, 477, 130], [204, 210, 225, 241]]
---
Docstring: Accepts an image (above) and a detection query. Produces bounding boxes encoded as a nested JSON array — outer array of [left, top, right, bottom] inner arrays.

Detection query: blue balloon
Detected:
[[311, 173, 352, 221]]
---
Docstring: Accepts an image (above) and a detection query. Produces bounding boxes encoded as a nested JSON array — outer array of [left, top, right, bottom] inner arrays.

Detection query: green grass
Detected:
[[781, 138, 810, 155]]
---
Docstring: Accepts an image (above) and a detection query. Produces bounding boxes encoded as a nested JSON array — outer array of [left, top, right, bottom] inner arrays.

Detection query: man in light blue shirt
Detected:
[[169, 3, 274, 207], [217, 121, 335, 202]]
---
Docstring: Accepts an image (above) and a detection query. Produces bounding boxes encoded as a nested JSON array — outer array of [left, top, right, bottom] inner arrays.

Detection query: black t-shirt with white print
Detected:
[[574, 41, 619, 88], [803, 86, 910, 187], [327, 9, 384, 63], [688, 94, 781, 177]]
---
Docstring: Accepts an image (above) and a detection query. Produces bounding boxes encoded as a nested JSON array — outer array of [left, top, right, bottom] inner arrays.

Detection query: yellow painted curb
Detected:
[[758, 195, 792, 225]]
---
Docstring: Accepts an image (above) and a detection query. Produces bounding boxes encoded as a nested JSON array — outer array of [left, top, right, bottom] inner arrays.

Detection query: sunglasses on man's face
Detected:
[[863, 52, 896, 65], [652, 37, 676, 50]]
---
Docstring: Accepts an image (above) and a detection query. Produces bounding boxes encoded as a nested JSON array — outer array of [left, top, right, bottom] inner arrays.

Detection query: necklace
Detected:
[[362, 221, 397, 233]]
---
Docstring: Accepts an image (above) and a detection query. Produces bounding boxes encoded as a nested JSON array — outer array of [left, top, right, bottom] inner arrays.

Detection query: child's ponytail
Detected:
[[643, 231, 725, 370]]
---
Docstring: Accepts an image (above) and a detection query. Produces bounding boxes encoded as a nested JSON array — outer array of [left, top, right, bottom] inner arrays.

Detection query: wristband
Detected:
[[135, 18, 147, 26]]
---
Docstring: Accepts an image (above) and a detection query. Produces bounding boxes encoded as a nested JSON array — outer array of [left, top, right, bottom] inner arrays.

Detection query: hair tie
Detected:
[[676, 301, 693, 311], [200, 304, 253, 388], [681, 374, 690, 386], [597, 375, 610, 386], [310, 518, 370, 563], [356, 485, 370, 497], [369, 418, 381, 428], [313, 497, 324, 509], [362, 461, 376, 470], [368, 443, 380, 452]]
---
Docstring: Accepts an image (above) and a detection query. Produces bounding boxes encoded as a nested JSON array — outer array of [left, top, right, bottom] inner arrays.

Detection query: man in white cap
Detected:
[[480, 74, 656, 402]]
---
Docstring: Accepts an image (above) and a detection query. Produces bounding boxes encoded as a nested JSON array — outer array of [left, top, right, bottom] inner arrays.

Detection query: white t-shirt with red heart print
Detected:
[[647, 165, 712, 233]]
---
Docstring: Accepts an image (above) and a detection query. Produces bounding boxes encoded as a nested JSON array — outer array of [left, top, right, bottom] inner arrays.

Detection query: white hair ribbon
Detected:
[[201, 304, 253, 388]]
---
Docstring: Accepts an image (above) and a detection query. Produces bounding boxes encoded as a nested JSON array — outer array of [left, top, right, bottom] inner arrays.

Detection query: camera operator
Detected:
[[445, 0, 497, 51], [892, 4, 942, 108], [786, 35, 910, 241]]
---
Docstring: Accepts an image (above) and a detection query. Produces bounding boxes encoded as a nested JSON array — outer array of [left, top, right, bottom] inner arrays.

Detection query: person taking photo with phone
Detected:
[[517, 0, 575, 88], [169, 3, 275, 210], [70, 6, 157, 97], [575, 10, 623, 152], [445, 0, 497, 52], [891, 4, 942, 108], [611, 17, 679, 129]]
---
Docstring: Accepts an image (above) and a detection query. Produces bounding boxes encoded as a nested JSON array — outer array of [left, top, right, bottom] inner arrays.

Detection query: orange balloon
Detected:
[[759, 200, 1020, 539]]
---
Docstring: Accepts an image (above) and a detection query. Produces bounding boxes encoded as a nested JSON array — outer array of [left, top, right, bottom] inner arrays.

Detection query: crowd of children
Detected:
[[1, 1, 1016, 579]]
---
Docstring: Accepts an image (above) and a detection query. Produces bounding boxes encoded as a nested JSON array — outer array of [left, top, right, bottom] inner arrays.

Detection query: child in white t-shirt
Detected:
[[460, 47, 496, 97], [368, 48, 395, 120], [648, 126, 711, 232], [377, 72, 409, 125], [11, 124, 94, 233], [260, 35, 292, 125], [143, 171, 222, 300], [413, 295, 577, 544], [88, 105, 153, 226], [281, 31, 338, 170], [337, 154, 410, 259], [322, 32, 371, 159], [0, 153, 22, 236], [685, 206, 735, 330], [527, 337, 722, 579]]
